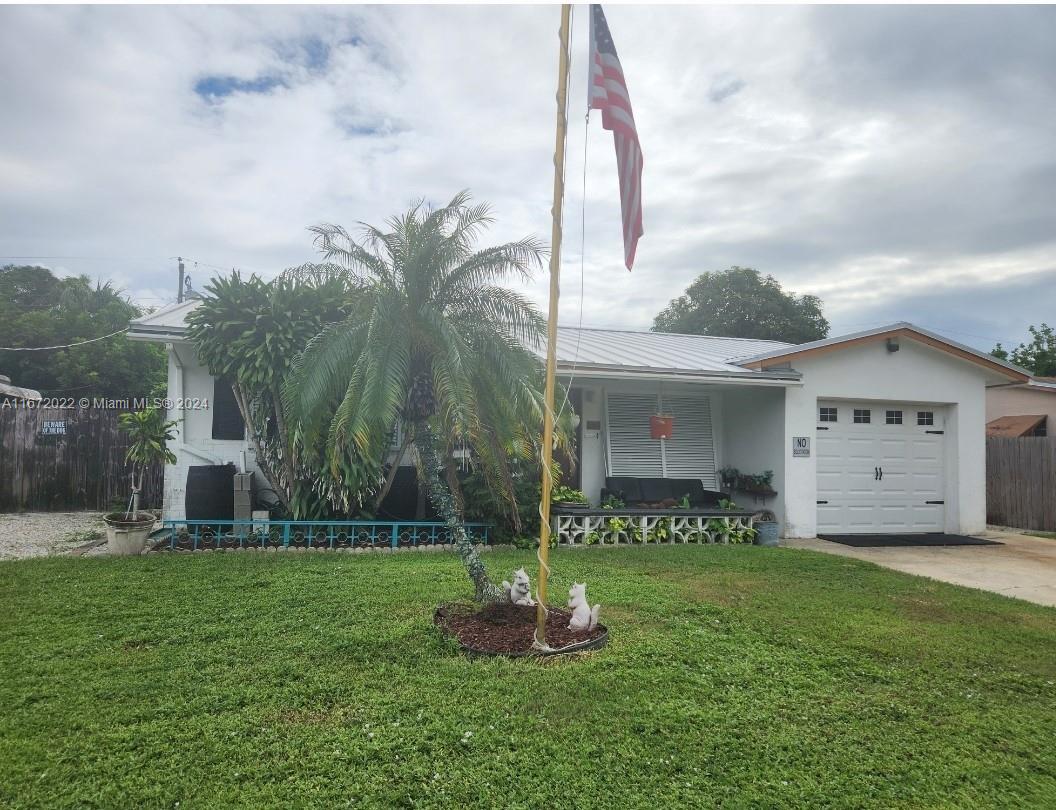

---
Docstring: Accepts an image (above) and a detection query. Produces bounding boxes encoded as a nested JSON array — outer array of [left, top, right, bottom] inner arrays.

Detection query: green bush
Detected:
[[461, 457, 544, 545], [551, 485, 588, 504]]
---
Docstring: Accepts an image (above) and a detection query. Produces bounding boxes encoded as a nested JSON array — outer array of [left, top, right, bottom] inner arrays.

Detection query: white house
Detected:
[[129, 302, 1029, 538]]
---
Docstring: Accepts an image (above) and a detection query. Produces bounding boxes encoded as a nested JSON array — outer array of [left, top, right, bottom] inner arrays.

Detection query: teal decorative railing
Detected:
[[159, 519, 491, 551]]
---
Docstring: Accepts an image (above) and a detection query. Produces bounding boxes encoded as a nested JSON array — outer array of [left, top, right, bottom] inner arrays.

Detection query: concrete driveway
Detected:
[[785, 529, 1056, 607]]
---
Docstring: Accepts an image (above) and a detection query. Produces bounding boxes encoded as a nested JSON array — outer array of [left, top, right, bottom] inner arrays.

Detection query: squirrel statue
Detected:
[[567, 582, 600, 631], [501, 568, 536, 606]]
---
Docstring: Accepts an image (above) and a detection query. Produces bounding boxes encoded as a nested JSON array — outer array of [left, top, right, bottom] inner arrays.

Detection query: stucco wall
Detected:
[[162, 342, 257, 520], [722, 387, 786, 526], [781, 338, 1000, 538], [986, 385, 1056, 425]]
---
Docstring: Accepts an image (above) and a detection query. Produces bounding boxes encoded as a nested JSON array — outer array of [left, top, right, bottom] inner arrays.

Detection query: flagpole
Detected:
[[536, 3, 573, 646]]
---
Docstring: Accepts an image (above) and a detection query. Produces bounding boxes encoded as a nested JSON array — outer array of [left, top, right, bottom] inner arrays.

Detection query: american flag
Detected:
[[588, 4, 643, 270]]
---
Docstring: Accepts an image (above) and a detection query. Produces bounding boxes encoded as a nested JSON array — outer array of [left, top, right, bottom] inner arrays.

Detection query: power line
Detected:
[[0, 255, 168, 261], [0, 328, 129, 352], [177, 256, 267, 275]]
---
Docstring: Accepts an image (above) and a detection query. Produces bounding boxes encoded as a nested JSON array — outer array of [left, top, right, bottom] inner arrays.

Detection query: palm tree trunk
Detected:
[[444, 454, 464, 514], [415, 424, 504, 603]]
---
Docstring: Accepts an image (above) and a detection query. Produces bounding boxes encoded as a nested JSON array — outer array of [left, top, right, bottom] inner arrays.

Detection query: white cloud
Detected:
[[0, 5, 1053, 349]]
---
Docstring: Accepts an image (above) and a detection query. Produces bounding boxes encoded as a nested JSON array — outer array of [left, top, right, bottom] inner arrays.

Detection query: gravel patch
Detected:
[[0, 512, 107, 561]]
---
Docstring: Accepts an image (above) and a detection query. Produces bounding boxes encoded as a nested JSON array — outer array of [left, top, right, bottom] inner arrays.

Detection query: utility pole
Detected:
[[177, 257, 185, 303]]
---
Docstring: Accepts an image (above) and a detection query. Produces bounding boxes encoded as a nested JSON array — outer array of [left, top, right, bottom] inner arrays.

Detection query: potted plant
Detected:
[[719, 466, 739, 490], [104, 408, 178, 556], [753, 509, 780, 547], [551, 485, 589, 510]]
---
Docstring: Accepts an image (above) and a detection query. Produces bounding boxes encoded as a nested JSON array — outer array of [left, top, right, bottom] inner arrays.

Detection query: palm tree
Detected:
[[285, 192, 551, 602]]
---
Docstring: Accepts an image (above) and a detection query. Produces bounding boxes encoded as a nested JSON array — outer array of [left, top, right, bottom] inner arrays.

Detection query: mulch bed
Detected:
[[434, 602, 608, 657]]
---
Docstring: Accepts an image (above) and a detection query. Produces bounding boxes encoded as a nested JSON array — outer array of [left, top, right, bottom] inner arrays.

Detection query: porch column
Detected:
[[783, 385, 817, 538]]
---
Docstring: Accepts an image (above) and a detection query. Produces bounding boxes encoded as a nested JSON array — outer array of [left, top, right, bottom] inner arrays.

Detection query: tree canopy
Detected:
[[0, 265, 165, 397], [652, 266, 829, 343], [992, 323, 1056, 377], [185, 268, 379, 518]]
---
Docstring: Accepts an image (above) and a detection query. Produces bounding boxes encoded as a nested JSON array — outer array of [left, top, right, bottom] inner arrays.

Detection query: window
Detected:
[[605, 393, 717, 487], [819, 407, 838, 423], [917, 411, 934, 426], [211, 376, 246, 440], [853, 409, 871, 424], [885, 410, 903, 425]]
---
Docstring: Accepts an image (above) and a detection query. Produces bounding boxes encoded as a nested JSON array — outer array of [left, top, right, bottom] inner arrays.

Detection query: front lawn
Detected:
[[2, 546, 1054, 808]]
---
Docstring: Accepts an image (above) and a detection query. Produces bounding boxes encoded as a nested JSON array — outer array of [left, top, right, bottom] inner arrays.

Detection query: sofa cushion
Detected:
[[670, 478, 706, 506], [605, 476, 642, 503], [638, 478, 674, 503], [698, 489, 725, 508]]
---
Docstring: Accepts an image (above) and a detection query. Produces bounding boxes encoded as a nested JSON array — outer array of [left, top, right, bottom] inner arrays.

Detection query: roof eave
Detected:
[[738, 323, 1030, 383], [127, 327, 189, 344], [556, 362, 801, 386]]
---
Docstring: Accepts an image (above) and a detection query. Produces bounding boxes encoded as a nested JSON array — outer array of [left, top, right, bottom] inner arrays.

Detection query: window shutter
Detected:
[[606, 393, 663, 476], [211, 377, 246, 440], [661, 395, 717, 488]]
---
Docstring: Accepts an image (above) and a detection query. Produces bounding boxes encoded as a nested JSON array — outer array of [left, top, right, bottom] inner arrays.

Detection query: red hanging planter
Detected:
[[650, 414, 673, 439]]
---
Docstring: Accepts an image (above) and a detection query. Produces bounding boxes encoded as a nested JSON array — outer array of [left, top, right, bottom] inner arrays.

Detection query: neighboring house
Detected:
[[0, 373, 42, 404], [986, 377, 1056, 437], [129, 306, 1028, 538]]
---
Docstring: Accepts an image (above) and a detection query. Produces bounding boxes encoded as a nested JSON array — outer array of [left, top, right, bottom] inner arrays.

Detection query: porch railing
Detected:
[[552, 508, 756, 546], [158, 519, 491, 551]]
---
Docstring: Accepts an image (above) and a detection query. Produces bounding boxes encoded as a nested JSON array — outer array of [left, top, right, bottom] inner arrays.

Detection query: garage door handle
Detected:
[[817, 500, 828, 505], [925, 500, 944, 505], [879, 467, 883, 481]]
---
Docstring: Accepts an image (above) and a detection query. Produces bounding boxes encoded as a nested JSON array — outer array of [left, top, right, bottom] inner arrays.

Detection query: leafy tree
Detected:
[[652, 266, 829, 343], [992, 324, 1056, 377], [286, 191, 554, 602], [0, 265, 166, 397], [186, 268, 381, 518]]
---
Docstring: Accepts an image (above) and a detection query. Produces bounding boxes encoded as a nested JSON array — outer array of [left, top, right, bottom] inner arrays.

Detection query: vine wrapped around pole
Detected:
[[536, 3, 573, 647]]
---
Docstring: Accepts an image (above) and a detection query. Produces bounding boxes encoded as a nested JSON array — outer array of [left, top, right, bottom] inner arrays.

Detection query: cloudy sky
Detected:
[[1, 4, 1054, 352]]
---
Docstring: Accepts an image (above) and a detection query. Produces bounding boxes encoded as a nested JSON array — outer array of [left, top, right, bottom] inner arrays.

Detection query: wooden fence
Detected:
[[0, 407, 163, 512], [986, 437, 1056, 531]]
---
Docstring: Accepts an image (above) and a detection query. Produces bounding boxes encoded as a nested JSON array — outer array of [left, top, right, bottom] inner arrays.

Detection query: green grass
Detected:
[[1024, 530, 1056, 540], [2, 546, 1055, 809]]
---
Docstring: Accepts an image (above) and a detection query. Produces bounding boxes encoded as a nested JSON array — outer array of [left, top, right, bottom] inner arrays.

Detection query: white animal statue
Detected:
[[502, 568, 536, 606], [567, 582, 601, 631]]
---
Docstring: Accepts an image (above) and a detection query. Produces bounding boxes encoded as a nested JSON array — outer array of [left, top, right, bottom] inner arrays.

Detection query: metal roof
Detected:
[[538, 327, 795, 377], [130, 303, 794, 378], [0, 374, 41, 401]]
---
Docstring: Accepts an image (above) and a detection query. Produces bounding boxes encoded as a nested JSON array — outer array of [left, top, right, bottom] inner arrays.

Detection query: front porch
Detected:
[[563, 375, 791, 536]]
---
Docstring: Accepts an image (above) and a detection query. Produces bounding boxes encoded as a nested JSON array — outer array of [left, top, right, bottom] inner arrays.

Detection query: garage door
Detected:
[[816, 401, 946, 533]]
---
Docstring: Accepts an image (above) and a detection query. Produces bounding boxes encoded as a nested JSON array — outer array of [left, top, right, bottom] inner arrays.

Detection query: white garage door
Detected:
[[816, 401, 946, 534]]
